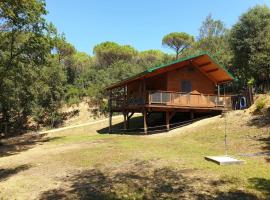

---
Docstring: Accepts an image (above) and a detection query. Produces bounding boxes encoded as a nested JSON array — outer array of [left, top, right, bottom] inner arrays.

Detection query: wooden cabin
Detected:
[[106, 53, 234, 134]]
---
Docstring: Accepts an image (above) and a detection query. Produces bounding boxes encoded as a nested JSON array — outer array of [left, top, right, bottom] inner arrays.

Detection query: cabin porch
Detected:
[[108, 88, 231, 134], [110, 89, 232, 112]]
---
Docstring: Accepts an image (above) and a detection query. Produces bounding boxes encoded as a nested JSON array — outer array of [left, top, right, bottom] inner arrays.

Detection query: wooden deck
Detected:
[[111, 90, 231, 112]]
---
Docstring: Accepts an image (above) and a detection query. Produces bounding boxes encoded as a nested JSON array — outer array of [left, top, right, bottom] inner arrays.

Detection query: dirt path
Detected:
[[40, 115, 123, 134]]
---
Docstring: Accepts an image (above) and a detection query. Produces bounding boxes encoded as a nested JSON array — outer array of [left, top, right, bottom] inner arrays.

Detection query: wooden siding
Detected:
[[166, 65, 215, 94]]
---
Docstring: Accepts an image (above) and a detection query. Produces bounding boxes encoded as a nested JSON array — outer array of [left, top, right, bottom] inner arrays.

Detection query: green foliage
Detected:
[[230, 5, 270, 92], [197, 15, 233, 67], [255, 96, 267, 112], [162, 32, 194, 59], [0, 0, 56, 132], [248, 78, 255, 86], [65, 85, 83, 106], [137, 50, 173, 69], [199, 14, 227, 39], [93, 41, 138, 67], [33, 58, 67, 127]]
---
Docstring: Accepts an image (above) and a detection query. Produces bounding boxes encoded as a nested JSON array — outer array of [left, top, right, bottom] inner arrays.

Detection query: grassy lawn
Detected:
[[0, 111, 269, 199]]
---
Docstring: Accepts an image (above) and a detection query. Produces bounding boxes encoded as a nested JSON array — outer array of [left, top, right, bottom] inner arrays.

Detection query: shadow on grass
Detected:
[[97, 114, 166, 135], [97, 112, 210, 135], [0, 164, 31, 182], [246, 114, 270, 163], [250, 134, 270, 163], [249, 177, 270, 197], [39, 160, 260, 200], [97, 116, 146, 135], [246, 115, 270, 128], [0, 133, 64, 157]]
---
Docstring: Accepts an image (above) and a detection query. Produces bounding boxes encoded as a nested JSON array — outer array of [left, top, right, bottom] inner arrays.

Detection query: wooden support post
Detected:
[[143, 110, 147, 134], [109, 112, 112, 134], [108, 90, 112, 134], [124, 85, 127, 106], [142, 78, 146, 104], [166, 111, 170, 131], [123, 112, 127, 133], [217, 84, 220, 105], [126, 112, 130, 129]]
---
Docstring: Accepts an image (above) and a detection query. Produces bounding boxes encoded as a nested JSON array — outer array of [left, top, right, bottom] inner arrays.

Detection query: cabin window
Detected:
[[181, 80, 192, 93]]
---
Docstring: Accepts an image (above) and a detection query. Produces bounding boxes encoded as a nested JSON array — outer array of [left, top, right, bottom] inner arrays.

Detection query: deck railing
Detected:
[[148, 90, 231, 108], [111, 90, 232, 109]]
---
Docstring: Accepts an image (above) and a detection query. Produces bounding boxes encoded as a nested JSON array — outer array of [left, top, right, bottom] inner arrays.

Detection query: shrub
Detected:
[[255, 97, 267, 112]]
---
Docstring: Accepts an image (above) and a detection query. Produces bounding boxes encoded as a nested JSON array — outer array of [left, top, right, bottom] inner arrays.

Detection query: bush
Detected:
[[255, 97, 267, 112], [256, 98, 267, 111]]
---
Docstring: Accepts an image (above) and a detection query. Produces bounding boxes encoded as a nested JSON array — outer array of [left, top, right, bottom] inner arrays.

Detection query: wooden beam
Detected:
[[143, 110, 147, 134], [109, 90, 112, 134], [166, 111, 170, 131], [142, 78, 146, 102], [124, 85, 127, 106], [123, 112, 127, 133], [218, 79, 234, 84], [198, 62, 211, 68], [190, 61, 217, 85], [217, 85, 220, 104], [109, 112, 112, 134], [206, 68, 219, 73]]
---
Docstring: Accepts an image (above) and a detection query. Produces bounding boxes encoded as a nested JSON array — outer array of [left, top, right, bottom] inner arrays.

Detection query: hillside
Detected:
[[0, 104, 269, 199]]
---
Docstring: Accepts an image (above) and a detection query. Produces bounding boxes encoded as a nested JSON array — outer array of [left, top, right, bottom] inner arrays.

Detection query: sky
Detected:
[[45, 0, 270, 55]]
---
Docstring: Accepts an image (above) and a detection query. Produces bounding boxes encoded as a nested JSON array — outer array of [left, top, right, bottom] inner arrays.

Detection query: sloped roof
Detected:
[[106, 52, 235, 90]]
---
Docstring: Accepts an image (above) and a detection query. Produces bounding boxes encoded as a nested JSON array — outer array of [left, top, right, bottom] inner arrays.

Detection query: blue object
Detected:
[[240, 97, 246, 109]]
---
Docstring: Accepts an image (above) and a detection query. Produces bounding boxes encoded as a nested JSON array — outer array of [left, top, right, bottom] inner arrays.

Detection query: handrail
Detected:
[[148, 90, 231, 108], [148, 90, 230, 97], [111, 90, 232, 109]]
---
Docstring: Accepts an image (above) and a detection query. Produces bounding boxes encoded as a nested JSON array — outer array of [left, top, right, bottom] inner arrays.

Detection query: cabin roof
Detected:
[[106, 52, 235, 90]]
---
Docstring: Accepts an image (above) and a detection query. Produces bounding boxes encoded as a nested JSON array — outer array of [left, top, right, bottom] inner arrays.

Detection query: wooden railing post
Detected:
[[143, 110, 147, 134], [166, 111, 170, 131], [148, 91, 151, 104], [108, 90, 112, 134]]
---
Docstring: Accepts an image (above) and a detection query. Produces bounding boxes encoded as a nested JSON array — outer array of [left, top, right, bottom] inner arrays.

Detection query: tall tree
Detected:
[[197, 15, 232, 67], [230, 5, 270, 92], [0, 0, 66, 132], [93, 41, 137, 67], [137, 50, 173, 69], [162, 32, 194, 59], [199, 14, 226, 39]]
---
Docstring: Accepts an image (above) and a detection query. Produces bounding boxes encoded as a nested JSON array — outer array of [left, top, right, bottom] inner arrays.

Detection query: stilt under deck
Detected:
[[108, 84, 230, 134], [108, 106, 223, 134]]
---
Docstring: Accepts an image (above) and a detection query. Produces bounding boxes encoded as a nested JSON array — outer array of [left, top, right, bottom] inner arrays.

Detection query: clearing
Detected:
[[0, 110, 269, 200]]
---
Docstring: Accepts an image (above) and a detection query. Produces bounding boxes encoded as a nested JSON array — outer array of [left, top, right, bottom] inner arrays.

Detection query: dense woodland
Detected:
[[1, 0, 270, 134]]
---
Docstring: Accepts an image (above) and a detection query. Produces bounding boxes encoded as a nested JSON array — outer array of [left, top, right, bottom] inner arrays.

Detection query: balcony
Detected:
[[110, 90, 232, 111], [148, 90, 231, 108]]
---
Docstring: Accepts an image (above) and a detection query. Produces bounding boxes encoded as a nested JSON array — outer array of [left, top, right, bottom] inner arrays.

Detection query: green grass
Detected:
[[0, 111, 270, 199]]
